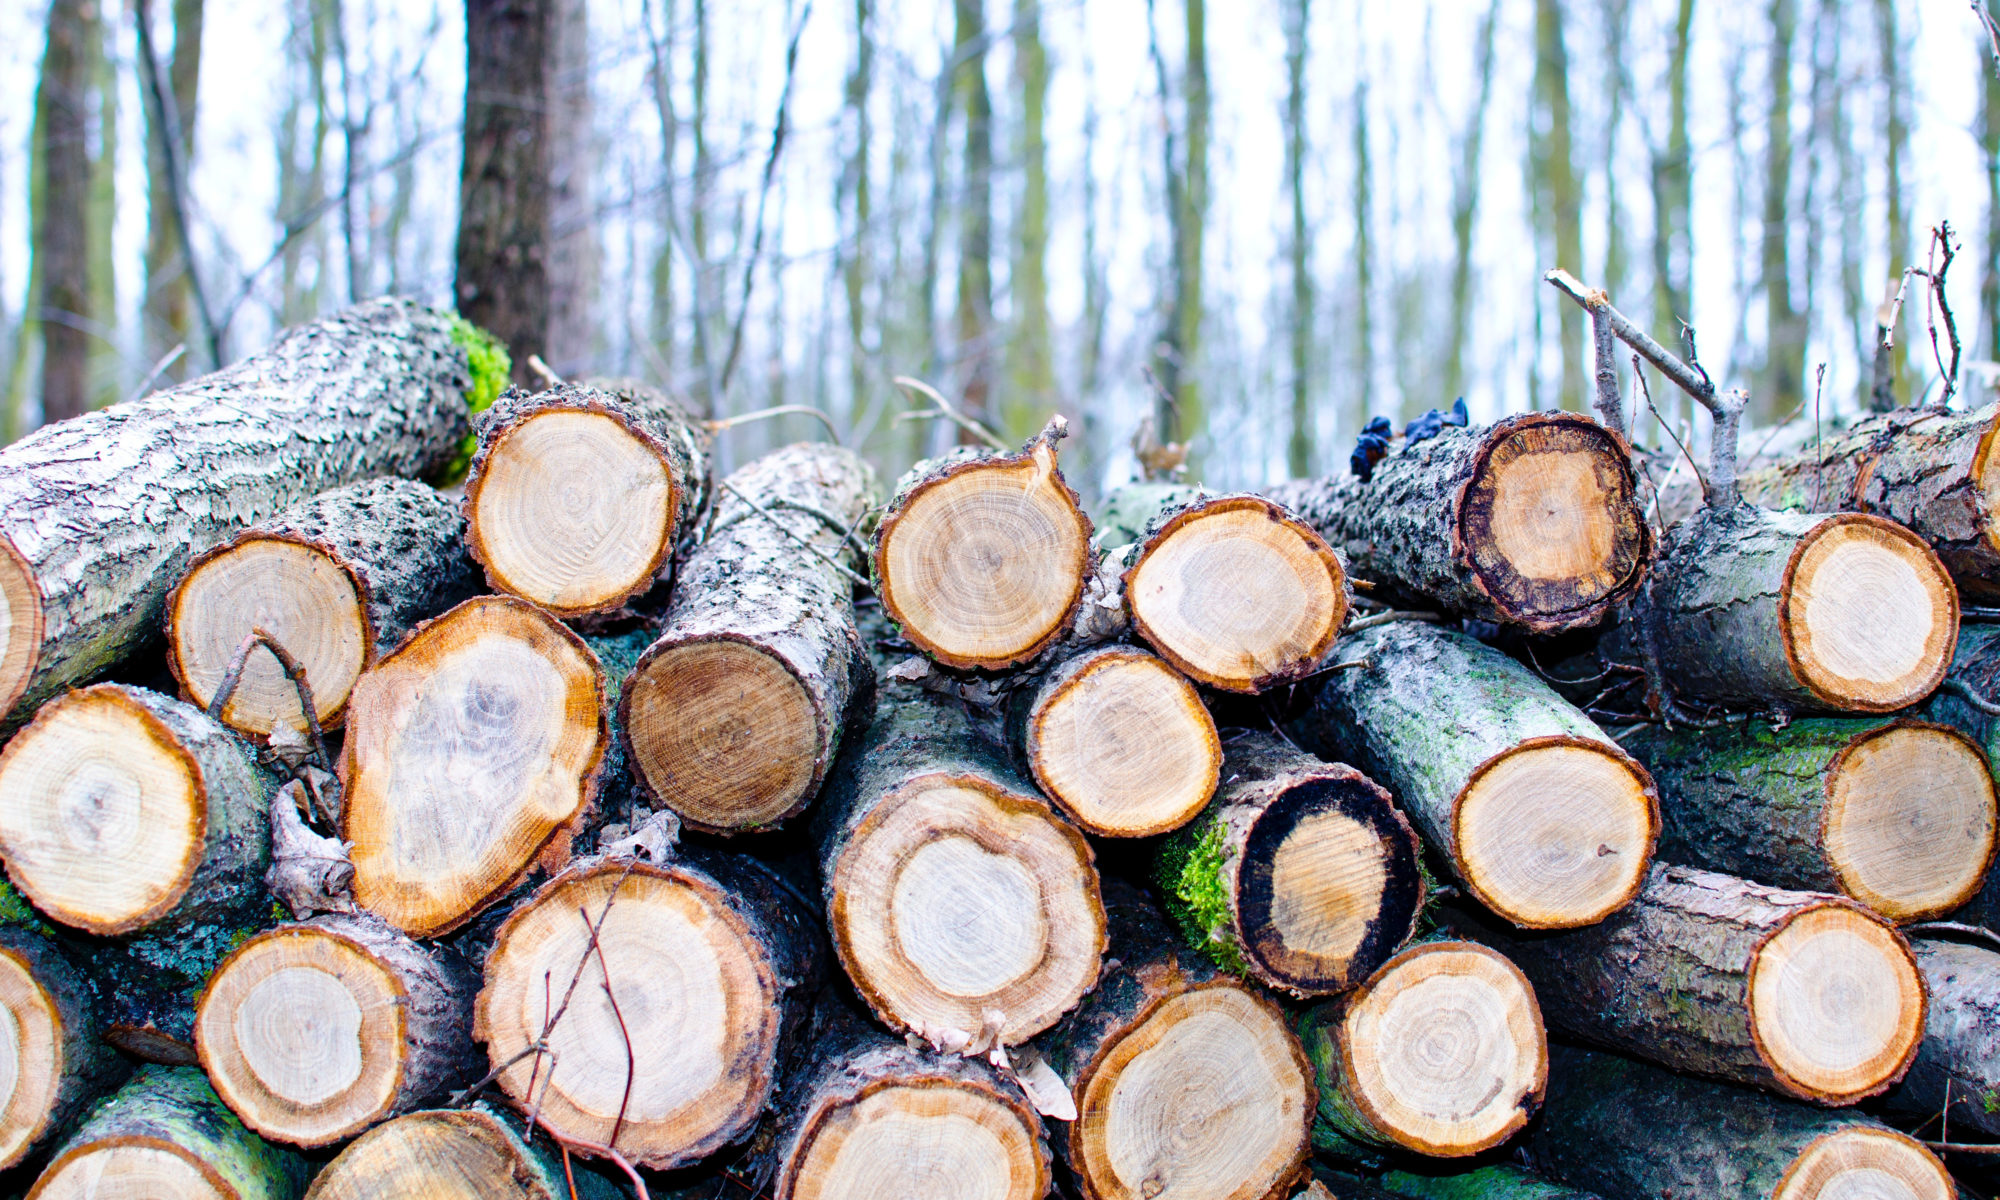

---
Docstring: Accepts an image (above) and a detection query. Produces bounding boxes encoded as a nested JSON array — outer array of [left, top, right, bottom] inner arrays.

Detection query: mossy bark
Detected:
[[1379, 1165, 1605, 1200], [0, 926, 128, 1169], [38, 1065, 310, 1199]]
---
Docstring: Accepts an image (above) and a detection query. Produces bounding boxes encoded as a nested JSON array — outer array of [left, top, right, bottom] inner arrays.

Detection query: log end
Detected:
[[1453, 737, 1658, 929], [304, 1107, 549, 1199], [624, 638, 822, 831], [169, 536, 369, 736], [0, 685, 209, 935], [32, 1139, 234, 1199], [1457, 413, 1650, 630], [1126, 497, 1349, 692], [783, 1078, 1048, 1200], [1026, 648, 1219, 838], [1071, 982, 1312, 1200], [0, 534, 41, 719], [1781, 514, 1959, 712], [1749, 902, 1926, 1104], [1824, 723, 1997, 923], [1771, 1127, 1953, 1200], [0, 946, 67, 1169], [1974, 413, 2000, 559]]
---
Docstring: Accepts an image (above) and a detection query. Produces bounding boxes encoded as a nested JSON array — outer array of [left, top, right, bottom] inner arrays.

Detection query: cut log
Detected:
[[1011, 644, 1219, 837], [1156, 731, 1423, 995], [1297, 939, 1545, 1157], [1623, 717, 1997, 923], [762, 1001, 1050, 1200], [305, 1104, 622, 1200], [0, 683, 274, 935], [196, 913, 478, 1147], [871, 418, 1093, 670], [0, 927, 127, 1169], [0, 298, 495, 724], [1265, 412, 1650, 632], [339, 595, 608, 937], [1531, 1044, 1952, 1200], [1444, 863, 1926, 1105], [1922, 623, 2000, 927], [815, 681, 1104, 1049], [622, 443, 878, 832], [1037, 881, 1313, 1200], [1878, 934, 2000, 1138], [1635, 504, 1959, 714], [1288, 621, 1657, 929], [1116, 491, 1349, 692], [1380, 1165, 1604, 1200], [473, 849, 822, 1170], [29, 1065, 309, 1200], [464, 379, 709, 616], [166, 477, 481, 737]]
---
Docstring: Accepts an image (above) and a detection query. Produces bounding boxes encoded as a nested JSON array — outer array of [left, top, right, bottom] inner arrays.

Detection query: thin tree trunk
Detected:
[[1147, 0, 1206, 452], [36, 0, 93, 428], [952, 0, 994, 436], [1757, 0, 1802, 424], [1351, 71, 1374, 436], [85, 11, 117, 410], [543, 0, 595, 376], [1080, 46, 1105, 399], [143, 0, 204, 381], [1443, 0, 1498, 409], [1876, 0, 1910, 408], [1005, 0, 1050, 441], [1649, 0, 1694, 426], [690, 0, 714, 414], [1984, 39, 2000, 361], [1532, 0, 1583, 413], [839, 0, 871, 423], [1283, 0, 1313, 476], [1599, 0, 1630, 305]]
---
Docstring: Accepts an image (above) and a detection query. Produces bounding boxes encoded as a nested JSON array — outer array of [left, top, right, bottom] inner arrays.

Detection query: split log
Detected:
[[339, 595, 609, 937], [1531, 1044, 1953, 1200], [0, 927, 127, 1169], [305, 1104, 622, 1200], [0, 683, 274, 935], [463, 379, 709, 616], [872, 418, 1094, 670], [1878, 934, 2000, 1138], [166, 477, 481, 737], [473, 848, 822, 1170], [1288, 621, 1657, 929], [1623, 717, 1997, 923], [815, 681, 1104, 1049], [1379, 1165, 1604, 1200], [622, 443, 878, 832], [762, 1002, 1051, 1200], [1037, 881, 1313, 1200], [0, 298, 495, 723], [1634, 504, 1959, 714], [1010, 644, 1219, 837], [29, 1065, 309, 1200], [195, 913, 478, 1147], [1297, 939, 1545, 1158], [1156, 731, 1423, 995], [1265, 412, 1650, 632], [1444, 863, 1926, 1105]]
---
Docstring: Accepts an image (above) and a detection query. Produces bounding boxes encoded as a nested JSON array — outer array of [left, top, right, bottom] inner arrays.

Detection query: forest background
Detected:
[[0, 0, 1992, 495]]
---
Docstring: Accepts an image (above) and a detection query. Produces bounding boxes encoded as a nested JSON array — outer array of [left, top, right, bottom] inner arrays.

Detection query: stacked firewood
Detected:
[[0, 296, 1995, 1200]]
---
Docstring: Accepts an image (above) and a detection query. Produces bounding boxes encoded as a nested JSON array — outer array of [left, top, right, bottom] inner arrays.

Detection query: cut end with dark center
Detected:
[[1782, 515, 1958, 712]]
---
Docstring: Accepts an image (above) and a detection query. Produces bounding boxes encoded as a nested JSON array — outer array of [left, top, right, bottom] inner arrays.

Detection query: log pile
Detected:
[[0, 298, 1994, 1200]]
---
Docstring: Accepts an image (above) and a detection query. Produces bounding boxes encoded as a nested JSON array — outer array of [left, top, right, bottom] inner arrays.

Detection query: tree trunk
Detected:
[[1622, 718, 1995, 923], [304, 1103, 624, 1199], [1004, 0, 1051, 442], [1445, 863, 1925, 1105], [1266, 413, 1650, 633], [1876, 935, 2000, 1138], [473, 849, 823, 1170], [1157, 732, 1422, 996], [542, 0, 596, 377], [1288, 621, 1657, 930], [952, 0, 994, 432], [1531, 0, 1583, 414], [1381, 1165, 1604, 1200], [1531, 1044, 1951, 1199], [34, 1065, 309, 1199], [1037, 880, 1312, 1200], [1283, 0, 1313, 474], [0, 684, 273, 937], [0, 298, 491, 724], [339, 595, 609, 938], [143, 0, 204, 380], [1635, 504, 1958, 714], [1010, 643, 1218, 837], [463, 380, 709, 617], [35, 0, 93, 428], [623, 443, 877, 833], [1298, 940, 1544, 1158], [814, 680, 1103, 1050], [1757, 0, 1802, 424], [871, 419, 1093, 670], [195, 913, 477, 1148], [0, 927, 127, 1170], [1876, 0, 1911, 411], [1442, 0, 1499, 410], [167, 477, 481, 738]]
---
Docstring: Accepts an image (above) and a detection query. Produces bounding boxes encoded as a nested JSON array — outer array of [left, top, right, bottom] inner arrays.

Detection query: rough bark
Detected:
[[0, 926, 127, 1170], [1266, 412, 1650, 632], [167, 477, 482, 736], [304, 1103, 623, 1200], [1622, 717, 1996, 923], [1442, 863, 1925, 1105], [0, 298, 491, 724], [1156, 732, 1422, 996], [1878, 935, 2000, 1138], [1380, 1165, 1603, 1200], [1288, 621, 1657, 930], [623, 442, 877, 833]]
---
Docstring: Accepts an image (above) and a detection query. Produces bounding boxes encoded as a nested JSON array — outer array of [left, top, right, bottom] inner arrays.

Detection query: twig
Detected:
[[1873, 269, 1916, 412], [1810, 363, 1827, 510], [891, 376, 1008, 450], [1944, 678, 2000, 717], [542, 1130, 651, 1199], [123, 344, 185, 405], [1344, 610, 1442, 634], [1632, 357, 1705, 498], [1588, 295, 1627, 435], [704, 404, 842, 442], [593, 947, 636, 1151], [1976, 1, 2000, 79], [133, 0, 223, 370], [1920, 221, 1963, 409], [206, 630, 332, 771], [527, 355, 564, 388], [718, 477, 872, 590]]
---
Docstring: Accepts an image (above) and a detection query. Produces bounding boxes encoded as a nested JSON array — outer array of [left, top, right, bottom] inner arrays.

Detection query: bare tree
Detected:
[[544, 0, 596, 376], [1649, 0, 1694, 425], [1531, 0, 1583, 412], [1283, 0, 1314, 477], [276, 0, 331, 326], [1873, 0, 1910, 409], [1147, 0, 1208, 452], [1985, 23, 2000, 362], [1351, 68, 1374, 434], [37, 0, 94, 426], [953, 0, 994, 436], [836, 0, 873, 423], [1444, 0, 1500, 409], [1757, 0, 1803, 422], [143, 0, 203, 380], [1005, 0, 1051, 440]]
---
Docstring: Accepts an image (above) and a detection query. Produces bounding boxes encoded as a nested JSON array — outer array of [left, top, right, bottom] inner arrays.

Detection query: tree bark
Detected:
[[1266, 412, 1650, 632], [304, 1103, 624, 1200], [1443, 863, 1925, 1105], [1622, 717, 1995, 923], [35, 0, 93, 428], [1288, 621, 1657, 930], [0, 926, 127, 1170], [1157, 732, 1422, 996], [623, 443, 876, 833], [1878, 934, 2000, 1138], [196, 913, 478, 1147], [463, 380, 709, 617], [167, 477, 482, 737], [0, 298, 490, 724], [1380, 1165, 1604, 1200]]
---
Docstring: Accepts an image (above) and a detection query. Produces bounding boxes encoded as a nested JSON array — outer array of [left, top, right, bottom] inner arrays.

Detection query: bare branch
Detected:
[[206, 629, 332, 771], [891, 376, 1008, 450], [705, 404, 843, 443], [1920, 221, 1963, 408], [1975, 1, 2000, 79], [1871, 269, 1916, 412], [1589, 302, 1626, 436]]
